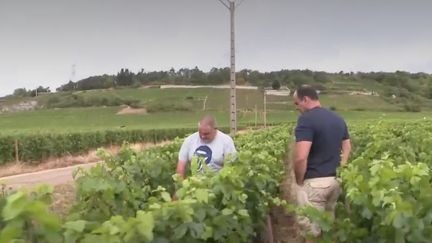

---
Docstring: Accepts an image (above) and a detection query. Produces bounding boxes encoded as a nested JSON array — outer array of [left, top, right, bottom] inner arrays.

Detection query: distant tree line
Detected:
[[355, 71, 432, 99], [56, 67, 232, 92], [12, 86, 51, 97], [12, 67, 432, 101]]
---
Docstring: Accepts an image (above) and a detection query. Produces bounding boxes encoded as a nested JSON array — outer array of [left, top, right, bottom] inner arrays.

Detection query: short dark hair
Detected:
[[295, 85, 319, 100]]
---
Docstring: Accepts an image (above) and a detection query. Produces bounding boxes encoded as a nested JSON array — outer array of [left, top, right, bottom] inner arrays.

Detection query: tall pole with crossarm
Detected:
[[217, 0, 244, 136]]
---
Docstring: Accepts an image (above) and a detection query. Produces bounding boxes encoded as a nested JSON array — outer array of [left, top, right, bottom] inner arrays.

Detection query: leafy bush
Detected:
[[0, 125, 292, 242], [404, 102, 421, 112], [0, 128, 200, 163], [44, 93, 138, 108], [146, 100, 193, 113], [272, 80, 281, 90]]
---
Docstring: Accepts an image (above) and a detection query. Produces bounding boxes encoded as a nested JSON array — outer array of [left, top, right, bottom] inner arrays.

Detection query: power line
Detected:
[[235, 0, 245, 8], [217, 0, 229, 9]]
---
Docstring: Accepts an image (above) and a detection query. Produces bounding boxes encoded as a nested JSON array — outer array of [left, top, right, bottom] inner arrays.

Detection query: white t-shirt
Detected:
[[178, 130, 237, 172]]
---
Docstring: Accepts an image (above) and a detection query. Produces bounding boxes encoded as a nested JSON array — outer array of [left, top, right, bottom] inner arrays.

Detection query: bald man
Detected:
[[176, 116, 237, 178]]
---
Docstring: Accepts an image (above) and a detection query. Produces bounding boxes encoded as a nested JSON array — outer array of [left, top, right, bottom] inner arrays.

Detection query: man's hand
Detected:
[[340, 160, 348, 167], [293, 141, 312, 185]]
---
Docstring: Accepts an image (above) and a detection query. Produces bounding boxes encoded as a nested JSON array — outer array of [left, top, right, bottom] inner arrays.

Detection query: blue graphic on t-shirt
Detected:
[[194, 145, 213, 171]]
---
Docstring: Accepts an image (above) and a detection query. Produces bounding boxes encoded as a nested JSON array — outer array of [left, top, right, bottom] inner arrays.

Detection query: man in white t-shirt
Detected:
[[176, 115, 237, 178]]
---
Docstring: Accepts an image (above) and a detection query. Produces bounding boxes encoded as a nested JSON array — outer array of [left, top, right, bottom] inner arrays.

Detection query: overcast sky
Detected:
[[1, 0, 432, 97]]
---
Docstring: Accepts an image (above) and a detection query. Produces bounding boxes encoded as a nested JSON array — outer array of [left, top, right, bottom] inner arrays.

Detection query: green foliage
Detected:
[[0, 185, 62, 243], [70, 141, 182, 221], [12, 86, 50, 98], [0, 128, 198, 163], [146, 99, 194, 113], [0, 124, 292, 242], [271, 80, 281, 90], [403, 102, 421, 112], [56, 81, 76, 92], [116, 69, 135, 86], [313, 72, 331, 83], [207, 67, 229, 84], [3, 121, 432, 242], [304, 121, 432, 242], [12, 88, 29, 97], [43, 92, 139, 108], [57, 75, 115, 92], [50, 67, 432, 101], [0, 136, 15, 163]]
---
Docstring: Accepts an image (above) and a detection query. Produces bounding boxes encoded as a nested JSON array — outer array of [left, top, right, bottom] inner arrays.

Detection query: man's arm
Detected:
[[294, 141, 312, 185], [173, 160, 187, 200], [340, 139, 351, 166], [176, 138, 190, 179], [224, 135, 237, 162], [174, 140, 189, 200], [176, 160, 188, 179]]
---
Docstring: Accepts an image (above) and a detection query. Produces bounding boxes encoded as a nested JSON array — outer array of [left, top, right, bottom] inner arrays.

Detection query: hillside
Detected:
[[3, 69, 432, 114], [1, 85, 426, 114]]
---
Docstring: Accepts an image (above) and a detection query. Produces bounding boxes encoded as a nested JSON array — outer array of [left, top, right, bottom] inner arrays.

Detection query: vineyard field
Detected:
[[1, 120, 432, 242]]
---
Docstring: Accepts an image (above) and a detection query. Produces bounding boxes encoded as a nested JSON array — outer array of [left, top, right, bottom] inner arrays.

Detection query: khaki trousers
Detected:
[[296, 176, 341, 237]]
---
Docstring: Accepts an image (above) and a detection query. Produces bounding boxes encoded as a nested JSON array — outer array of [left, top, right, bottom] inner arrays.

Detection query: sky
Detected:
[[1, 0, 432, 97]]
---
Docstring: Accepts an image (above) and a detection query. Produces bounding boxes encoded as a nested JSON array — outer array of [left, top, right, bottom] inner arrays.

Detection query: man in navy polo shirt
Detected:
[[292, 86, 351, 241]]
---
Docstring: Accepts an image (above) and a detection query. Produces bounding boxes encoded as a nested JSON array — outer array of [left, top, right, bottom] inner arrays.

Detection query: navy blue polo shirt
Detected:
[[295, 107, 349, 179]]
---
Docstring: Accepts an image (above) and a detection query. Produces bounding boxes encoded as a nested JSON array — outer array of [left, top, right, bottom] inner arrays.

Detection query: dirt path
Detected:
[[0, 141, 172, 191], [0, 142, 173, 179], [271, 147, 301, 243], [0, 162, 100, 191]]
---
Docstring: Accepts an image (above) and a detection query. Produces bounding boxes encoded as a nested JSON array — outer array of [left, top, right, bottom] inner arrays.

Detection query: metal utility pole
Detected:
[[217, 0, 244, 136]]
